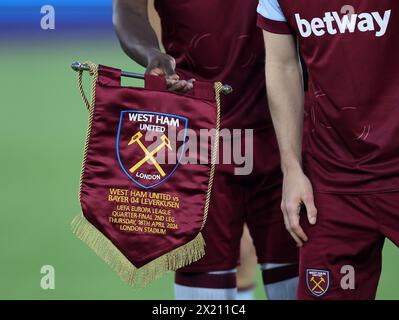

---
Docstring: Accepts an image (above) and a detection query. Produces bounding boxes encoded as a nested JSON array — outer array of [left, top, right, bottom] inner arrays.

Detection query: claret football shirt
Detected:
[[258, 0, 399, 193], [154, 0, 270, 130]]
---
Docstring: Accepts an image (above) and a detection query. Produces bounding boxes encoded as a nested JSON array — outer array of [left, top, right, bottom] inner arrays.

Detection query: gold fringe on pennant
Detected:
[[71, 214, 205, 287]]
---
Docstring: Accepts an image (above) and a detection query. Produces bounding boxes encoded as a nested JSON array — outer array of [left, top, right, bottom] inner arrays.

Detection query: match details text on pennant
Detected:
[[107, 188, 180, 235]]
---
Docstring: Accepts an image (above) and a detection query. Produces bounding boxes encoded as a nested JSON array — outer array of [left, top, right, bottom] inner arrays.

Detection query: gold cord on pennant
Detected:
[[77, 61, 98, 202], [77, 61, 98, 111], [201, 82, 222, 229]]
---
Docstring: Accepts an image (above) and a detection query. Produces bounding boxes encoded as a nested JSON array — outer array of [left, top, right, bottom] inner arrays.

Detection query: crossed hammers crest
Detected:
[[127, 131, 172, 177], [310, 276, 326, 292]]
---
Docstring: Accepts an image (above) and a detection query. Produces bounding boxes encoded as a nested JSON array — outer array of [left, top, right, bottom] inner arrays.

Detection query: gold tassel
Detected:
[[71, 214, 205, 287]]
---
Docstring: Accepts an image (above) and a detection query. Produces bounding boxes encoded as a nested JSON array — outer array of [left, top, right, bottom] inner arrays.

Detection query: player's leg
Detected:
[[236, 225, 257, 300], [245, 127, 299, 300], [174, 163, 245, 300], [298, 193, 384, 300], [260, 263, 299, 300], [175, 269, 237, 300]]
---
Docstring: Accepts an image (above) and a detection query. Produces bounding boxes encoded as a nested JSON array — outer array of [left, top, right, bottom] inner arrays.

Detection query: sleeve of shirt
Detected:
[[257, 0, 293, 34]]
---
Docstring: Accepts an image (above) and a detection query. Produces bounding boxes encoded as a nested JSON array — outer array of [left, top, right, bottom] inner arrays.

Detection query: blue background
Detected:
[[1, 0, 113, 37]]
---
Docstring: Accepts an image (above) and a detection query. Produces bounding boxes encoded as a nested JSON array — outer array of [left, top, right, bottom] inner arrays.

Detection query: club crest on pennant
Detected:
[[116, 110, 188, 189], [306, 269, 330, 297]]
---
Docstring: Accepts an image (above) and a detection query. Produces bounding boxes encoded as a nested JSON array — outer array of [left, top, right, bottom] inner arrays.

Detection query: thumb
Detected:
[[303, 193, 317, 225], [162, 57, 178, 78]]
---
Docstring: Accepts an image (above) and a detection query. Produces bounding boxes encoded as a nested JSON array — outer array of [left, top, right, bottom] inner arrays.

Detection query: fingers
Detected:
[[147, 69, 195, 92], [282, 208, 303, 247], [303, 193, 317, 225], [146, 72, 195, 93], [282, 200, 308, 247], [148, 67, 178, 79], [289, 230, 304, 248], [168, 74, 180, 81], [148, 67, 165, 76], [287, 203, 308, 245], [167, 78, 195, 93], [281, 171, 317, 247], [164, 75, 179, 88], [146, 54, 194, 92]]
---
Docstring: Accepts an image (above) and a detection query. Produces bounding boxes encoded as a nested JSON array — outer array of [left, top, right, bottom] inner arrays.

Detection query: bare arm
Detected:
[[263, 31, 317, 247], [112, 0, 193, 91]]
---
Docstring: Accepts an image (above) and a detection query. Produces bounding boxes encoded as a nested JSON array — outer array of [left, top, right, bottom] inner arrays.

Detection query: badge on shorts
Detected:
[[116, 110, 188, 189], [306, 269, 330, 297]]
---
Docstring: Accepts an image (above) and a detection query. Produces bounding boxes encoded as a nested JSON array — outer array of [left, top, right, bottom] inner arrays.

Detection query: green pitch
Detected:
[[0, 36, 397, 300]]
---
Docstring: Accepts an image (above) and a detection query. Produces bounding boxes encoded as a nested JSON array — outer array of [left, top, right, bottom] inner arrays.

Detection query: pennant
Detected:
[[71, 62, 223, 286]]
